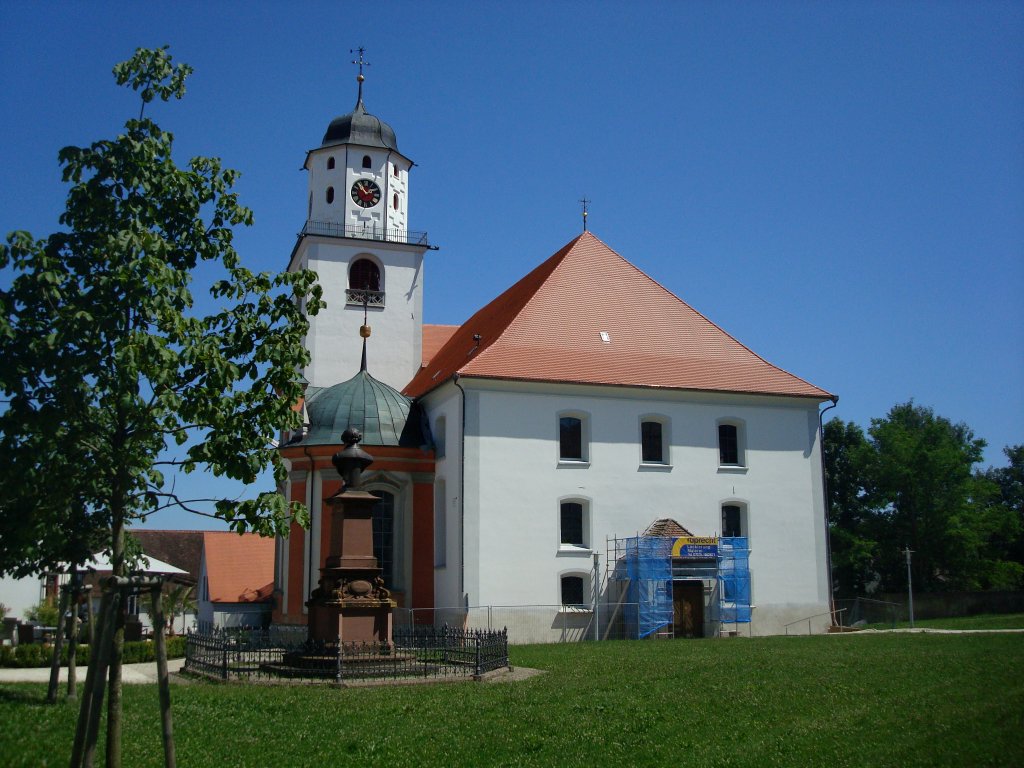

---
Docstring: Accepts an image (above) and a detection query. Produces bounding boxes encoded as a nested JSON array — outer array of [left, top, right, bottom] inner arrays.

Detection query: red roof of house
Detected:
[[202, 532, 275, 604], [405, 232, 833, 400], [422, 324, 460, 367]]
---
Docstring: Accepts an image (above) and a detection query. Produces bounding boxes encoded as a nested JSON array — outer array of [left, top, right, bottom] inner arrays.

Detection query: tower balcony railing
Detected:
[[300, 219, 430, 247]]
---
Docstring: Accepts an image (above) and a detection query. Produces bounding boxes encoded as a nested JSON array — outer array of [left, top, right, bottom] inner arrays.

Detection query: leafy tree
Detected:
[[25, 599, 60, 627], [865, 402, 991, 592], [973, 444, 1024, 589], [823, 419, 878, 596], [0, 46, 321, 764]]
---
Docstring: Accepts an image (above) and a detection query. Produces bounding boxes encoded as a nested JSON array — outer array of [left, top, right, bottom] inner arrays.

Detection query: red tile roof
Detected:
[[202, 532, 275, 604], [422, 324, 460, 367], [130, 530, 204, 586], [405, 233, 833, 401]]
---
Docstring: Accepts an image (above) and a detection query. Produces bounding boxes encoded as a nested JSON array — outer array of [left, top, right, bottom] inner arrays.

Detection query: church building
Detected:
[[272, 66, 837, 640]]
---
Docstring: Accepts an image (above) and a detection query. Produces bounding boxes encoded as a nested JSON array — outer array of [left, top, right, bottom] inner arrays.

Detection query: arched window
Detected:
[[325, 186, 334, 204], [721, 502, 748, 538], [392, 163, 399, 177], [640, 417, 669, 464], [349, 259, 380, 291], [558, 414, 587, 462], [373, 491, 395, 587], [434, 416, 446, 459], [347, 258, 384, 307], [393, 193, 399, 210], [717, 420, 745, 467], [560, 501, 585, 548], [327, 156, 335, 170], [362, 155, 372, 169], [560, 574, 587, 607]]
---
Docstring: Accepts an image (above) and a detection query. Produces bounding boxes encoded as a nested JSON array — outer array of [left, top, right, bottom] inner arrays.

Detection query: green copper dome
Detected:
[[303, 369, 428, 448]]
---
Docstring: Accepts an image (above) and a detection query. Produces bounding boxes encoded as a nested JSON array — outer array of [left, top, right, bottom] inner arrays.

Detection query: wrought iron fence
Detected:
[[184, 624, 508, 683], [300, 219, 429, 246]]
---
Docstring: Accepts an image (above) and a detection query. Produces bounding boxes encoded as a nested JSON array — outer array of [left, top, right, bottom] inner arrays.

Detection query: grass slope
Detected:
[[867, 612, 1024, 631], [1, 634, 1021, 767]]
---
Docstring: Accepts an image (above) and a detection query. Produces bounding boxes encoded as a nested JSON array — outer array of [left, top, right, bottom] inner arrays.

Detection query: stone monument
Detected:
[[306, 427, 396, 645]]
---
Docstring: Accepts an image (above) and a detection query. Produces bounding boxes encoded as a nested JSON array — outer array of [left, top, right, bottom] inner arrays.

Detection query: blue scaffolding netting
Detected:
[[611, 534, 753, 637], [622, 536, 673, 638], [718, 536, 751, 623]]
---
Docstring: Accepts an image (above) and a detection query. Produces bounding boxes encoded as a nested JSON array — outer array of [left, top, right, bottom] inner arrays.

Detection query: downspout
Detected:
[[818, 395, 839, 626], [452, 373, 467, 602]]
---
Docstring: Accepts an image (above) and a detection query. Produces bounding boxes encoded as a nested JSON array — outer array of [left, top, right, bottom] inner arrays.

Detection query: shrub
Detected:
[[0, 636, 186, 668]]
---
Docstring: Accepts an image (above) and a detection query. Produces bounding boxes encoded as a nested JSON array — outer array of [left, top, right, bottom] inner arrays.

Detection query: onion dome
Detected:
[[321, 79, 398, 151], [303, 369, 428, 448]]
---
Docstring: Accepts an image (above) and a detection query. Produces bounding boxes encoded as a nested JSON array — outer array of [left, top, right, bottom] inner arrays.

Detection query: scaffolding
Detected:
[[606, 533, 752, 639], [718, 537, 752, 628]]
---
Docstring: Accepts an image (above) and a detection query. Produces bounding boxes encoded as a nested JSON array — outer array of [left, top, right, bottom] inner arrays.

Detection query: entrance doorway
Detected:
[[673, 580, 704, 638]]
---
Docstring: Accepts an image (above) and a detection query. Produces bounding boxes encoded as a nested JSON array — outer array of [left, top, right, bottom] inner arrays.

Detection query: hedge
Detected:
[[0, 636, 186, 668]]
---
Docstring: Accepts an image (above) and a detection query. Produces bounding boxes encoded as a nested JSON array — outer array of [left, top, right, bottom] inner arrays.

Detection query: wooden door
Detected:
[[673, 580, 704, 638]]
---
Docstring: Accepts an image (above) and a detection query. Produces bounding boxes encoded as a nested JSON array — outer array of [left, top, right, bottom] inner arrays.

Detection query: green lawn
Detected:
[[1, 633, 1021, 767]]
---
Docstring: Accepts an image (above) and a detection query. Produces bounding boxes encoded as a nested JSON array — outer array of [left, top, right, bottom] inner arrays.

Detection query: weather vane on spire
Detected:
[[351, 47, 370, 102], [351, 47, 371, 78], [579, 197, 591, 232]]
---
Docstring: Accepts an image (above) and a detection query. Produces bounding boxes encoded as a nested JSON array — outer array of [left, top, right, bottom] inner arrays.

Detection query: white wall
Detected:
[[423, 384, 464, 611], [435, 379, 830, 637], [300, 238, 425, 391]]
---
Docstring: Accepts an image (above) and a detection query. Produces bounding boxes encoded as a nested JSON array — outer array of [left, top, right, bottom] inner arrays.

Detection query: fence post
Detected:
[[335, 635, 342, 684], [221, 631, 227, 681], [475, 631, 482, 677]]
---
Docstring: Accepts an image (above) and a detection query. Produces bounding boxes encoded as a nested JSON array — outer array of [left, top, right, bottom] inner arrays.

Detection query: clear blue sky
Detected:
[[2, 2, 1021, 530]]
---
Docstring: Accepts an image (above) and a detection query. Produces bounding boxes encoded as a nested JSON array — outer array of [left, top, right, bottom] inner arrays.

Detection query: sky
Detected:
[[1, 1, 1022, 531]]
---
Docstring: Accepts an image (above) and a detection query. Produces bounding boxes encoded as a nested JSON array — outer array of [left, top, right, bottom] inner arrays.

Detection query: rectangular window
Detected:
[[641, 421, 664, 463], [434, 417, 446, 459], [722, 504, 743, 538], [561, 575, 585, 607], [559, 416, 583, 461], [373, 492, 395, 587], [560, 502, 584, 547], [719, 424, 739, 465], [434, 482, 447, 567]]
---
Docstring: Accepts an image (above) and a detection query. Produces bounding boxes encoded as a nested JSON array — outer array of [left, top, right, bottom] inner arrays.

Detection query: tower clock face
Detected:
[[350, 179, 381, 208]]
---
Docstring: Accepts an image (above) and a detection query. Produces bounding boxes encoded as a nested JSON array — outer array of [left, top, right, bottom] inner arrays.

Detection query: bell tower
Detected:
[[289, 50, 431, 391]]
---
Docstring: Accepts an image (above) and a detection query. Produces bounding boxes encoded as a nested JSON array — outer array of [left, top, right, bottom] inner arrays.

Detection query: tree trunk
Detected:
[[151, 586, 176, 768], [105, 516, 125, 768], [67, 587, 80, 699], [47, 583, 70, 703]]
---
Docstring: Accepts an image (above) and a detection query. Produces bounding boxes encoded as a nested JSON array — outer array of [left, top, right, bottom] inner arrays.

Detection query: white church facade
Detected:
[[272, 70, 837, 641]]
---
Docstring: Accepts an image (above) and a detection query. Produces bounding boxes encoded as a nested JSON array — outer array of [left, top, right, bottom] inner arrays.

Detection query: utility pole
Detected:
[[903, 546, 914, 628]]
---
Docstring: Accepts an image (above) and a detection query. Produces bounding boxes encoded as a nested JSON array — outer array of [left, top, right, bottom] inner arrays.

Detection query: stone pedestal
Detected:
[[306, 489, 396, 645]]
